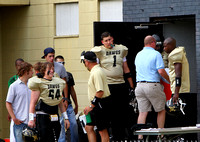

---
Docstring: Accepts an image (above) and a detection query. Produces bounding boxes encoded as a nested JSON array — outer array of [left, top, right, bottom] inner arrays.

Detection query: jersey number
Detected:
[[113, 55, 116, 67], [49, 89, 60, 100]]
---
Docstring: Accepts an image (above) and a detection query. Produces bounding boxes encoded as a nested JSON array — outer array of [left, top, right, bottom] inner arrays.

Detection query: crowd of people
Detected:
[[5, 31, 190, 142]]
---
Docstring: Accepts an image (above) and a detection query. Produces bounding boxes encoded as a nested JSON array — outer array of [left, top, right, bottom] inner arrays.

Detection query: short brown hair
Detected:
[[101, 32, 112, 40], [40, 62, 54, 76], [33, 62, 43, 72], [17, 62, 33, 77]]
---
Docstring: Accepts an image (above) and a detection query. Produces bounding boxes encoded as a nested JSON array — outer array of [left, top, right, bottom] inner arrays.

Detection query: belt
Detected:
[[137, 81, 160, 83], [36, 111, 48, 115]]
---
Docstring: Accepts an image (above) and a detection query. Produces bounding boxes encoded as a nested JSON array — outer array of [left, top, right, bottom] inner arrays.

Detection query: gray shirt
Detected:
[[54, 61, 68, 78], [6, 78, 31, 124]]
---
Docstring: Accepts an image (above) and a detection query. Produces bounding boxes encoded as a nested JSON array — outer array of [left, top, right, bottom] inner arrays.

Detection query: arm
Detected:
[[123, 61, 134, 88], [84, 91, 103, 115], [6, 102, 23, 125], [59, 101, 70, 129], [173, 63, 182, 103], [70, 86, 78, 114], [158, 68, 170, 83], [7, 113, 11, 121], [28, 90, 40, 128], [62, 77, 69, 109]]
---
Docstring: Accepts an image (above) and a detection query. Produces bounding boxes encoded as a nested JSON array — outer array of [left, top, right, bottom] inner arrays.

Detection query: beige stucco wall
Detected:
[[0, 0, 99, 138], [0, 15, 3, 137], [0, 0, 30, 6]]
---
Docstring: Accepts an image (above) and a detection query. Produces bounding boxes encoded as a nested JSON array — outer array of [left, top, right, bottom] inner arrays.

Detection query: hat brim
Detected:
[[41, 55, 45, 59]]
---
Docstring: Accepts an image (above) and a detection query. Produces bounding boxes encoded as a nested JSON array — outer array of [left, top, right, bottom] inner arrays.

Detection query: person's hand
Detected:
[[13, 118, 23, 125], [74, 105, 78, 115], [7, 113, 11, 121], [28, 120, 36, 128], [84, 106, 93, 115], [173, 93, 179, 104], [129, 88, 135, 98], [64, 119, 70, 129]]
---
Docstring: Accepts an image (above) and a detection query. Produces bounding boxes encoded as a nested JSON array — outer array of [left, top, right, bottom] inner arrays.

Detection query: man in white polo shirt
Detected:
[[6, 62, 33, 142]]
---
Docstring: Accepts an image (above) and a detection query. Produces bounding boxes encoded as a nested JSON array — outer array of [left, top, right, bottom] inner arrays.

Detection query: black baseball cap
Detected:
[[41, 47, 55, 59], [80, 51, 96, 63]]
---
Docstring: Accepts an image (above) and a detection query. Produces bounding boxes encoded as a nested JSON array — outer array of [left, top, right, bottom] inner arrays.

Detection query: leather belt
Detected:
[[137, 81, 160, 83]]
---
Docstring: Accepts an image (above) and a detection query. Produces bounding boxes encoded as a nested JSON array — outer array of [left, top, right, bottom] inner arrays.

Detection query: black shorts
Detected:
[[36, 114, 61, 142], [86, 96, 111, 131]]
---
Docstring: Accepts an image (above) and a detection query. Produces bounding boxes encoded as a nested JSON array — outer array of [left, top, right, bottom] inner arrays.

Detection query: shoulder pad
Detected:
[[29, 76, 42, 83], [28, 76, 42, 90], [53, 77, 66, 84], [170, 47, 185, 56], [91, 46, 102, 52], [116, 44, 128, 51]]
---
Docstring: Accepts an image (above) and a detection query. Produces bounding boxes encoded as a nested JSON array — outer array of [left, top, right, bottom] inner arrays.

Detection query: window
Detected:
[[56, 3, 79, 36], [100, 0, 123, 22]]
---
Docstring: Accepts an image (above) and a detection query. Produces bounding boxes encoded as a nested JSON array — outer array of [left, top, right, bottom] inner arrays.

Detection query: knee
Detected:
[[99, 129, 108, 134], [99, 129, 109, 138], [85, 125, 94, 133]]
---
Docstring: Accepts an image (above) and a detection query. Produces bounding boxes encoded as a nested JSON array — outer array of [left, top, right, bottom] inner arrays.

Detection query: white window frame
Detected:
[[56, 2, 79, 36], [100, 0, 123, 22]]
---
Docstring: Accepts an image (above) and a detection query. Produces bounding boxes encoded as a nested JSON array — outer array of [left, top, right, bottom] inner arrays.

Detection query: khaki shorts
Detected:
[[135, 82, 166, 112]]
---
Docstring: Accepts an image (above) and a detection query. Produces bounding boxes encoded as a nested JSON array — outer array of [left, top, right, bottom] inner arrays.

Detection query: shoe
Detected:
[[137, 139, 144, 142], [157, 135, 167, 142], [175, 137, 184, 142]]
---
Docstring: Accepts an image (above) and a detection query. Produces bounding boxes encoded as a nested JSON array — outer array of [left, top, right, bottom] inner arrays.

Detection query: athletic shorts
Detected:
[[135, 82, 166, 112], [86, 96, 111, 131], [36, 114, 61, 142]]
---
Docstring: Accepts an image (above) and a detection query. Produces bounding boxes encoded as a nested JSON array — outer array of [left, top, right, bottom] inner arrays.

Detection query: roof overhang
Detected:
[[0, 0, 30, 6]]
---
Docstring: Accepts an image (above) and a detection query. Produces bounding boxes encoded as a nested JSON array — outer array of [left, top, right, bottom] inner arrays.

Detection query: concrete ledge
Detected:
[[0, 0, 30, 6]]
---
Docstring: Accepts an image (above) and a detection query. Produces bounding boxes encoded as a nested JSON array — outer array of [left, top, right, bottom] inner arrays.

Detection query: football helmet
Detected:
[[129, 89, 138, 113], [165, 97, 186, 116], [152, 34, 162, 46], [22, 127, 38, 142]]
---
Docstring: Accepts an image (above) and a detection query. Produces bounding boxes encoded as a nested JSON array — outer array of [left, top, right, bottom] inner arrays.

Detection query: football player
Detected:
[[91, 32, 134, 141], [28, 62, 70, 141]]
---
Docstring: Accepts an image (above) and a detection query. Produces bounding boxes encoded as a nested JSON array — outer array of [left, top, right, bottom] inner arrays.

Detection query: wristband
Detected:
[[91, 96, 101, 106], [124, 72, 132, 79], [62, 111, 68, 120], [29, 113, 34, 121], [175, 77, 181, 87], [63, 97, 68, 101]]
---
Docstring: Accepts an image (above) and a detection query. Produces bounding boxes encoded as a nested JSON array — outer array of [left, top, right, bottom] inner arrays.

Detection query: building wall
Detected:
[[0, 0, 30, 6], [0, 15, 3, 137], [54, 0, 100, 110], [0, 0, 100, 138]]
